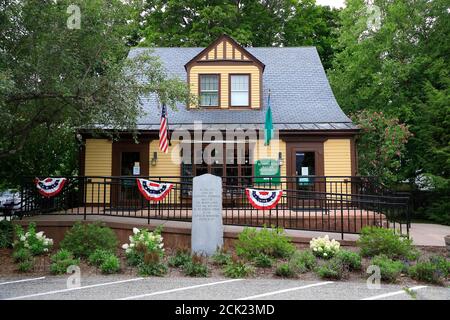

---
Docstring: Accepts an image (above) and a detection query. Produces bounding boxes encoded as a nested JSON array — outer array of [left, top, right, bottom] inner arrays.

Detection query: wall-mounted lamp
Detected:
[[151, 152, 158, 166], [278, 152, 283, 166]]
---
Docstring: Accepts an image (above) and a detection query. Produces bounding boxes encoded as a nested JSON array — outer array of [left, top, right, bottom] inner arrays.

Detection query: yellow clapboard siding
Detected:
[[324, 139, 352, 195], [149, 140, 180, 182], [225, 41, 233, 59], [216, 40, 224, 59], [190, 65, 261, 108], [85, 139, 112, 203]]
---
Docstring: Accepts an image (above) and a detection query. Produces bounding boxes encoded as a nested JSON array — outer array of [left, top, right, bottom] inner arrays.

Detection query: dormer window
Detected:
[[199, 74, 219, 107], [185, 34, 265, 109], [230, 74, 250, 107]]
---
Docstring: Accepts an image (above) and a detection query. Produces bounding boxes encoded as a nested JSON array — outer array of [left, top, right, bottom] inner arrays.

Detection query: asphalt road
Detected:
[[0, 275, 449, 300]]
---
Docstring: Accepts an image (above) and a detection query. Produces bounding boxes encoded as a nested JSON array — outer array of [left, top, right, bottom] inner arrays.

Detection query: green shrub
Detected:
[[0, 220, 13, 248], [253, 253, 274, 268], [168, 249, 191, 268], [316, 258, 345, 280], [13, 223, 53, 255], [289, 250, 317, 273], [223, 261, 254, 278], [138, 262, 168, 277], [182, 255, 209, 277], [357, 227, 418, 260], [88, 249, 113, 266], [60, 222, 117, 258], [371, 254, 404, 282], [137, 250, 167, 277], [275, 263, 296, 278], [235, 226, 295, 259], [335, 250, 362, 271], [123, 227, 164, 266], [50, 249, 79, 275], [409, 255, 450, 284], [18, 260, 33, 272], [100, 254, 121, 274], [12, 247, 32, 262], [211, 248, 232, 266]]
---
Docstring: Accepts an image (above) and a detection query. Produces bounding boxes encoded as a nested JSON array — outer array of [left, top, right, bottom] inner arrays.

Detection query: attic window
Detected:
[[199, 74, 219, 107]]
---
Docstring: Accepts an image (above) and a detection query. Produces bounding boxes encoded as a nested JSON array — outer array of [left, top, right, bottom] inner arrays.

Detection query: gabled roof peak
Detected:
[[184, 34, 265, 71]]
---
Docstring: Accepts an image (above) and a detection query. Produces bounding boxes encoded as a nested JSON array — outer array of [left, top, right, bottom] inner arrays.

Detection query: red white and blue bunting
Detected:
[[136, 178, 174, 202], [245, 188, 283, 210], [35, 178, 67, 198]]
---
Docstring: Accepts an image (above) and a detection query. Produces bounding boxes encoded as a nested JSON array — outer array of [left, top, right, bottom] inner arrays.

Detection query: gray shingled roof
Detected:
[[128, 47, 357, 130]]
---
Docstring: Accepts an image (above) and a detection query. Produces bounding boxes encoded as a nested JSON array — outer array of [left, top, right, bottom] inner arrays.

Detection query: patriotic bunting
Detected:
[[35, 178, 66, 198], [245, 188, 283, 210], [136, 178, 174, 202]]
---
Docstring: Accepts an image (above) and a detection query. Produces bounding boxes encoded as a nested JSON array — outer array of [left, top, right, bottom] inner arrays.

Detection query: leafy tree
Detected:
[[352, 111, 411, 185], [0, 0, 192, 187], [138, 0, 340, 68], [329, 0, 449, 223]]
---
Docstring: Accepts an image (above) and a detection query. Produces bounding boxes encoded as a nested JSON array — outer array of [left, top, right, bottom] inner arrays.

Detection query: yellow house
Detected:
[[79, 35, 359, 205]]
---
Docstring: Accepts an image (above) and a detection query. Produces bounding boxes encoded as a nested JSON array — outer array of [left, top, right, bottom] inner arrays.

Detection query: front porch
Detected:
[[17, 175, 411, 238]]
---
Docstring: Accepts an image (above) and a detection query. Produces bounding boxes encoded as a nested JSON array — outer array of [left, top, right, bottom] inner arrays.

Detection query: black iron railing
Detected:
[[17, 176, 411, 238]]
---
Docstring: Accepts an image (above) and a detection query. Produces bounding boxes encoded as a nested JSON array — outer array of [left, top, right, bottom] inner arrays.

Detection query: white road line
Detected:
[[5, 277, 144, 300], [361, 286, 428, 300], [237, 281, 334, 300], [117, 279, 243, 300], [0, 277, 46, 286]]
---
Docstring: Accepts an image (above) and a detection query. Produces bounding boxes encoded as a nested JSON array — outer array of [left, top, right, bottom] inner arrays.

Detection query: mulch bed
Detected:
[[0, 246, 448, 287]]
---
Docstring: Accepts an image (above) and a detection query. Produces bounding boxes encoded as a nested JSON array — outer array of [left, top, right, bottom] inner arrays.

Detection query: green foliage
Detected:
[[50, 249, 79, 275], [351, 111, 411, 185], [0, 220, 13, 248], [409, 255, 450, 284], [60, 222, 118, 258], [136, 248, 167, 277], [357, 227, 418, 260], [275, 263, 296, 278], [328, 0, 449, 221], [182, 255, 209, 277], [168, 249, 191, 268], [13, 223, 53, 256], [235, 226, 295, 259], [371, 255, 405, 283], [88, 249, 113, 266], [138, 0, 340, 69], [12, 247, 32, 263], [87, 248, 120, 274], [0, 0, 192, 187], [211, 248, 232, 266], [289, 250, 317, 273], [335, 250, 362, 271], [100, 254, 121, 274], [253, 253, 274, 268], [17, 260, 33, 272], [223, 261, 254, 278], [316, 258, 345, 280]]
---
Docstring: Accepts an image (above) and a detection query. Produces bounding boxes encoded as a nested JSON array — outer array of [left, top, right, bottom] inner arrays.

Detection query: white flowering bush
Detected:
[[122, 227, 165, 267], [310, 235, 340, 259], [14, 222, 53, 255]]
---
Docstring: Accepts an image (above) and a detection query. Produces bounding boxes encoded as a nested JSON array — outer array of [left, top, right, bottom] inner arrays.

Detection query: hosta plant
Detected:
[[14, 223, 53, 255], [310, 235, 340, 259]]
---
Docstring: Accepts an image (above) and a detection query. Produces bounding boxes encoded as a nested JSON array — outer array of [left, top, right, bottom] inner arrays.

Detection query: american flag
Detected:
[[159, 104, 169, 153]]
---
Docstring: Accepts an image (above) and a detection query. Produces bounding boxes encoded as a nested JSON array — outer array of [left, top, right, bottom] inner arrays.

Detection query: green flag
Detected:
[[264, 92, 273, 146]]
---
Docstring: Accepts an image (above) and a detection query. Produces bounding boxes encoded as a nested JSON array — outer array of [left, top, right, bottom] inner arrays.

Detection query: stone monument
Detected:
[[191, 174, 223, 256]]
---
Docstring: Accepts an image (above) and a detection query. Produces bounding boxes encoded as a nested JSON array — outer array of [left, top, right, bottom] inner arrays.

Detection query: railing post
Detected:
[[340, 193, 344, 240]]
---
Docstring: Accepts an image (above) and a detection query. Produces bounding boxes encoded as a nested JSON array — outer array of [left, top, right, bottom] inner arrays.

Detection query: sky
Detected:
[[316, 0, 346, 8]]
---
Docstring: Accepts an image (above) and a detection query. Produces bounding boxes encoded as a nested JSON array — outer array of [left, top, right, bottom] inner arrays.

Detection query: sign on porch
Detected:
[[255, 159, 280, 185]]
